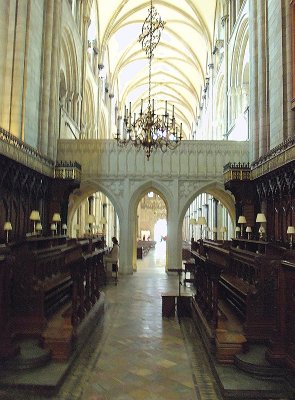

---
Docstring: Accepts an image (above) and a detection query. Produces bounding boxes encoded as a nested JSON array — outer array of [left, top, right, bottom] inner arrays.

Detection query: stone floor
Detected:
[[0, 242, 223, 400]]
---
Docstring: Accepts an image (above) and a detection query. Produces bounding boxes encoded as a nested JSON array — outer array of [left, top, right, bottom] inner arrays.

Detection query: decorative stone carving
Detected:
[[179, 181, 201, 205], [103, 180, 124, 198]]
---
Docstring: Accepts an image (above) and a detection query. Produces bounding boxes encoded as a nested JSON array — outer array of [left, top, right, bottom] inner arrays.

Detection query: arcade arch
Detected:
[[66, 175, 236, 275], [183, 191, 235, 244], [69, 188, 120, 247]]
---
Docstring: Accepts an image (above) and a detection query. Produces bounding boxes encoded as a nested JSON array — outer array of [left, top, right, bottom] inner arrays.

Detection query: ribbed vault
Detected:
[[93, 0, 218, 139]]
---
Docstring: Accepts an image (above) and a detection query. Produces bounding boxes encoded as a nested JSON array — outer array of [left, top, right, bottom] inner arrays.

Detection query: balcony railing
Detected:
[[224, 136, 295, 181], [0, 127, 81, 181], [223, 162, 251, 182], [251, 136, 295, 179], [0, 126, 54, 168], [54, 161, 81, 181]]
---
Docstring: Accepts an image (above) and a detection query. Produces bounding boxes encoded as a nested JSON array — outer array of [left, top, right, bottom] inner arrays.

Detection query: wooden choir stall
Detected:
[[0, 235, 107, 365], [189, 237, 295, 393]]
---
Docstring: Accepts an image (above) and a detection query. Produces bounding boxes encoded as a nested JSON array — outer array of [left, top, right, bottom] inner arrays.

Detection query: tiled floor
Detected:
[[0, 242, 223, 400], [59, 242, 222, 400]]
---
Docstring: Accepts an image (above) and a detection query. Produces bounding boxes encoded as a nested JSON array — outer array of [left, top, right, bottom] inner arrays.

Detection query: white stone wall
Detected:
[[268, 0, 295, 148], [24, 0, 45, 148], [0, 1, 12, 129], [268, 0, 285, 148], [0, 0, 46, 143]]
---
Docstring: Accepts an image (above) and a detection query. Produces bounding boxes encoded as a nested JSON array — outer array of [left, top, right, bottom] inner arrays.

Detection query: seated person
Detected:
[[103, 237, 119, 279]]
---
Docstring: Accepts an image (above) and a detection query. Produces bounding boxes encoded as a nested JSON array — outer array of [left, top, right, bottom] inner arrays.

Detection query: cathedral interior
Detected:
[[1, 0, 295, 399]]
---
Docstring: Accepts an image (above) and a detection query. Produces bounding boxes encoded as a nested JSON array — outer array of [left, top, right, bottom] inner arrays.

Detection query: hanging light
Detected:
[[115, 0, 183, 160]]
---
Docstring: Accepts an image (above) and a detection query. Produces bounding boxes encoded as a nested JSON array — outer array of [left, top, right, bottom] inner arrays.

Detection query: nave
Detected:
[[58, 242, 222, 399], [0, 243, 222, 400]]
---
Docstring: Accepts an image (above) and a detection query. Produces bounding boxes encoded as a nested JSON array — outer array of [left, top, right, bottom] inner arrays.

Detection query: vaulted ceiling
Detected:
[[95, 0, 218, 139]]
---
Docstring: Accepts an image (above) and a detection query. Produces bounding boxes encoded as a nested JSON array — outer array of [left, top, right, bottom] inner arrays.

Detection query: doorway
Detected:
[[137, 192, 167, 269]]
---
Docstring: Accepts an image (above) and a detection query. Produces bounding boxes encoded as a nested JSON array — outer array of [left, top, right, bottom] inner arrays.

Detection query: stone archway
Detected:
[[68, 178, 235, 275], [128, 181, 172, 272], [58, 139, 248, 273], [135, 191, 167, 270]]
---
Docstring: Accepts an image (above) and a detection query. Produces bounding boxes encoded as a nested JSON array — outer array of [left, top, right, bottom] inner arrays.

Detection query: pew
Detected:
[[227, 239, 287, 341], [137, 240, 156, 258], [4, 235, 106, 361], [266, 258, 295, 371], [9, 236, 77, 335], [190, 243, 225, 354], [191, 238, 295, 379]]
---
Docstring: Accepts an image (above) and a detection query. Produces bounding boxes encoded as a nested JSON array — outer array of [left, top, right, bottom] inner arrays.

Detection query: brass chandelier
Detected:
[[115, 0, 183, 160]]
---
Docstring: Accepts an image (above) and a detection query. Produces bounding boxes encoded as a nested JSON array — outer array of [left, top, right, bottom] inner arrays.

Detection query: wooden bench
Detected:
[[137, 240, 156, 258], [190, 239, 282, 356], [219, 273, 250, 320], [161, 292, 192, 318], [8, 236, 106, 361]]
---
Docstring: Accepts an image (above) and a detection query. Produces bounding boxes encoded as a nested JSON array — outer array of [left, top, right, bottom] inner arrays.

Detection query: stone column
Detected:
[[268, 0, 288, 148], [123, 206, 135, 275], [47, 0, 62, 160], [213, 198, 218, 239], [291, 0, 295, 110], [221, 14, 229, 138], [249, 0, 259, 160], [79, 9, 91, 134], [75, 94, 82, 129], [257, 0, 269, 156], [88, 195, 94, 215], [166, 210, 182, 271], [8, 0, 30, 139], [66, 92, 74, 117], [229, 0, 235, 32], [39, 0, 54, 154], [0, 1, 10, 127], [208, 63, 214, 140], [97, 64, 104, 139], [285, 2, 295, 138], [229, 87, 237, 126], [109, 93, 114, 138]]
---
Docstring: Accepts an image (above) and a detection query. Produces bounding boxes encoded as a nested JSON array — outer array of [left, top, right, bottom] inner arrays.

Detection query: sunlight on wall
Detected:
[[154, 219, 167, 242], [229, 111, 249, 141]]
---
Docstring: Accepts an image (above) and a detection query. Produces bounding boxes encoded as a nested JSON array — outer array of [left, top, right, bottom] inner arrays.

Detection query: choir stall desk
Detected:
[[161, 269, 192, 318]]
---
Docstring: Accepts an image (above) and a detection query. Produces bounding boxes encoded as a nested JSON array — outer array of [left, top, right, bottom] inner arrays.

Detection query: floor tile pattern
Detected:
[[0, 243, 222, 400]]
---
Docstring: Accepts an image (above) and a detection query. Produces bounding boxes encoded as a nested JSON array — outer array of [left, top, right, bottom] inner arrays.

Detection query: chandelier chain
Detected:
[[115, 0, 183, 160], [148, 24, 152, 108]]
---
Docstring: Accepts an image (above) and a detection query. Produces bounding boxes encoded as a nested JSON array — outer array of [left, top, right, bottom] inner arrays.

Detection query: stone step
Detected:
[[214, 362, 294, 399], [2, 339, 51, 370], [185, 316, 295, 399], [234, 344, 287, 378], [0, 294, 105, 396]]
